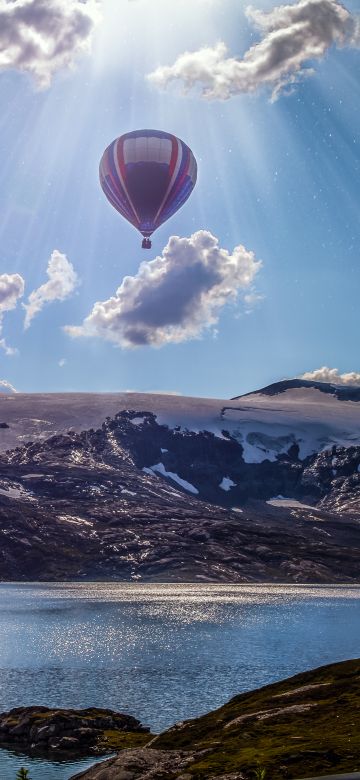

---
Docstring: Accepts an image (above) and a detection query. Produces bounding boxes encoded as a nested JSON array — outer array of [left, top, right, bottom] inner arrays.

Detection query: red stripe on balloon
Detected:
[[168, 136, 178, 180], [115, 137, 140, 227], [117, 137, 128, 183]]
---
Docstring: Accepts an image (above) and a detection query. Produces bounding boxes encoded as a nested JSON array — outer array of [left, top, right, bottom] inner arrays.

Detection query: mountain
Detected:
[[70, 658, 360, 780], [0, 381, 359, 582], [1, 381, 360, 460], [235, 377, 360, 402]]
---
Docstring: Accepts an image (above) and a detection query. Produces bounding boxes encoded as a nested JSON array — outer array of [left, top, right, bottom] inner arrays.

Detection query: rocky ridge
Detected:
[[0, 407, 359, 582]]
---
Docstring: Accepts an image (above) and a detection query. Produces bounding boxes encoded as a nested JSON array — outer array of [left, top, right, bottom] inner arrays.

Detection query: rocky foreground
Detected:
[[70, 658, 360, 780], [0, 406, 359, 582], [0, 706, 149, 757]]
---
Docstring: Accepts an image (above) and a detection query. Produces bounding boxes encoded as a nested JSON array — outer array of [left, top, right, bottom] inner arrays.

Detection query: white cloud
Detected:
[[243, 290, 265, 311], [0, 339, 18, 356], [0, 0, 101, 89], [148, 0, 359, 101], [0, 273, 25, 355], [23, 250, 79, 329], [0, 379, 17, 394], [58, 357, 67, 367], [65, 230, 262, 348], [300, 366, 360, 386], [0, 273, 25, 313]]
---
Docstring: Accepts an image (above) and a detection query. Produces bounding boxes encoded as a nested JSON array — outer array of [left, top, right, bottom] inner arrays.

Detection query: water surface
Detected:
[[0, 582, 359, 779]]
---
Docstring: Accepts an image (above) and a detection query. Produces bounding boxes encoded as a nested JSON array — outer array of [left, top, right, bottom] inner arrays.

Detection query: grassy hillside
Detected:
[[151, 658, 360, 779]]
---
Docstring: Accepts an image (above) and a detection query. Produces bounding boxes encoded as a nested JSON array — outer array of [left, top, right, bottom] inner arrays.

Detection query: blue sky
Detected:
[[0, 0, 359, 398]]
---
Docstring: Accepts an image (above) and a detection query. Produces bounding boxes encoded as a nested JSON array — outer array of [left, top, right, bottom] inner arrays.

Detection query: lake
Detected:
[[0, 583, 360, 779]]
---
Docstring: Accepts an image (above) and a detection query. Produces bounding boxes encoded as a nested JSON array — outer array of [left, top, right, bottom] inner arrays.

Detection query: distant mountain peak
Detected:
[[232, 378, 360, 402]]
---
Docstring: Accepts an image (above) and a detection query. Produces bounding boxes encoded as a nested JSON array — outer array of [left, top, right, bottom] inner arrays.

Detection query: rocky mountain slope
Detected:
[[0, 381, 359, 581], [71, 658, 360, 780]]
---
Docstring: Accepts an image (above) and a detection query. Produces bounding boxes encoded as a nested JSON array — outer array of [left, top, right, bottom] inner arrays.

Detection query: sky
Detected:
[[0, 0, 359, 398]]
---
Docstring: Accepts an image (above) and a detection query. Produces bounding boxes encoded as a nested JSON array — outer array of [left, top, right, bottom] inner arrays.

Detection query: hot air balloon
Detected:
[[99, 129, 197, 249]]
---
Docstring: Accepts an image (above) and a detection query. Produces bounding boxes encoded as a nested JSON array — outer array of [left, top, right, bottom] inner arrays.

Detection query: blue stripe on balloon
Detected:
[[102, 169, 131, 216], [155, 142, 190, 229], [103, 176, 138, 226], [158, 176, 194, 225]]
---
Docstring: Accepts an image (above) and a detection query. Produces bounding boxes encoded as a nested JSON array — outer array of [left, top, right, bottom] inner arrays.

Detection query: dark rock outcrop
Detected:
[[0, 706, 150, 757]]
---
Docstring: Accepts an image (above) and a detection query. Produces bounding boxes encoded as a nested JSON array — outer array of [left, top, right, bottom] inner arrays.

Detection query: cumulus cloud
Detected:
[[23, 250, 79, 329], [0, 379, 17, 394], [0, 273, 25, 313], [0, 0, 100, 89], [65, 230, 262, 348], [0, 273, 25, 354], [148, 0, 359, 101], [300, 366, 360, 386]]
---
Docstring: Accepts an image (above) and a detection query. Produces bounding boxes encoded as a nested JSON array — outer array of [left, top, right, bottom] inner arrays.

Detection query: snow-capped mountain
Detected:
[[0, 379, 359, 582], [1, 380, 359, 463], [237, 378, 360, 402]]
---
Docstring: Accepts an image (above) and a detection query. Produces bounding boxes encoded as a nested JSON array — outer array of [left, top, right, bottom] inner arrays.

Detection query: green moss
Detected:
[[98, 730, 153, 752]]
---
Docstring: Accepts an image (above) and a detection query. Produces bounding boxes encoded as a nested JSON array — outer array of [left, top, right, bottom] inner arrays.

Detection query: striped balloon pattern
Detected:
[[99, 129, 197, 242]]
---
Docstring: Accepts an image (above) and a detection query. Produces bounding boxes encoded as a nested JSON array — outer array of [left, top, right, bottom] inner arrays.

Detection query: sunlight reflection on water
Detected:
[[0, 583, 359, 779]]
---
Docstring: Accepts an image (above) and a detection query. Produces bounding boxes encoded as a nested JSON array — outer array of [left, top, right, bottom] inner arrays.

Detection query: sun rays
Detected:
[[0, 0, 358, 394]]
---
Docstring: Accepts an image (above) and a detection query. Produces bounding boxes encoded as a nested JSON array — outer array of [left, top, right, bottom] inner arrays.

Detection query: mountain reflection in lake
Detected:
[[0, 583, 359, 780]]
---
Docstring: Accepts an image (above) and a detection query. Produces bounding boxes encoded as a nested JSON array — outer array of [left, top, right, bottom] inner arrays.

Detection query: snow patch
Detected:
[[22, 473, 46, 479], [149, 462, 199, 494], [0, 482, 36, 501], [58, 515, 93, 526], [267, 497, 315, 510], [219, 476, 236, 491]]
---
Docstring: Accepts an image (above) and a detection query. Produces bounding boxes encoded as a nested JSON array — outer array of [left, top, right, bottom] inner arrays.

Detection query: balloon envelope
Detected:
[[99, 129, 197, 241]]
